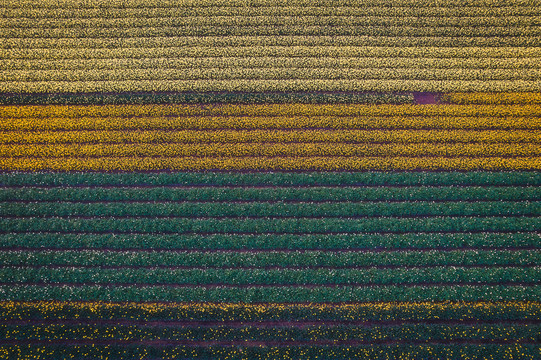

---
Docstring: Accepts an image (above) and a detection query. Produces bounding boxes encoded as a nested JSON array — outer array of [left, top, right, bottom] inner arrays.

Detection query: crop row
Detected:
[[3, 186, 538, 202], [3, 156, 540, 171], [1, 233, 538, 250], [2, 267, 538, 285], [7, 0, 540, 9], [4, 68, 541, 82], [3, 130, 540, 144], [7, 115, 541, 131], [442, 92, 541, 105], [7, 79, 541, 93], [1, 171, 537, 187], [4, 25, 541, 38], [2, 201, 539, 218], [4, 143, 541, 158], [0, 92, 414, 106], [3, 6, 539, 19], [2, 284, 538, 302], [2, 323, 539, 342], [2, 301, 538, 322], [2, 217, 539, 233], [4, 104, 540, 118], [2, 250, 538, 267], [4, 15, 540, 28], [4, 57, 541, 71], [3, 47, 540, 61], [2, 344, 539, 360]]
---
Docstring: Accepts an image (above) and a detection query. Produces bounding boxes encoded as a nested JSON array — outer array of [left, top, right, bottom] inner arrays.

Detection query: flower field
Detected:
[[1, 0, 540, 359]]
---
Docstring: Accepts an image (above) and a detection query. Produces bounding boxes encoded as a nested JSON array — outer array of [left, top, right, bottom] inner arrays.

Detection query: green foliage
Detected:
[[0, 232, 538, 250], [2, 267, 538, 285], [2, 250, 538, 267]]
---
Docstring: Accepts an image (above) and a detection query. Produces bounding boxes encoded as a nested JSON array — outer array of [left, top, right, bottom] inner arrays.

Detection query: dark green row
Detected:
[[2, 171, 539, 187], [3, 201, 539, 217], [0, 92, 414, 105], [2, 250, 537, 267], [2, 284, 538, 301], [3, 267, 537, 285], [2, 324, 538, 342], [2, 186, 540, 202], [2, 217, 539, 233], [2, 302, 538, 322], [2, 233, 538, 250], [3, 344, 539, 360]]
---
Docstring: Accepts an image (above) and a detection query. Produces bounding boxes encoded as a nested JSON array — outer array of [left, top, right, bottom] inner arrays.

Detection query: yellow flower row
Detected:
[[2, 129, 538, 144], [1, 301, 538, 318], [4, 104, 541, 118], [5, 47, 539, 61], [443, 92, 541, 104], [3, 79, 541, 93], [5, 68, 540, 82], [5, 56, 540, 72], [8, 0, 538, 8], [6, 15, 535, 28], [1, 156, 539, 170], [2, 143, 539, 158], [4, 5, 535, 19], [3, 115, 540, 131]]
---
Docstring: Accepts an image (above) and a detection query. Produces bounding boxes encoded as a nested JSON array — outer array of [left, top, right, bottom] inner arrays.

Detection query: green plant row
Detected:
[[2, 302, 538, 321], [2, 323, 539, 342], [2, 267, 538, 285], [2, 186, 539, 202], [4, 68, 540, 82], [4, 79, 540, 93], [3, 6, 539, 19], [2, 284, 538, 301], [1, 233, 538, 250], [1, 250, 537, 267], [3, 46, 539, 60], [2, 217, 539, 233], [0, 92, 413, 105], [3, 201, 538, 218], [1, 171, 538, 187], [4, 57, 541, 72]]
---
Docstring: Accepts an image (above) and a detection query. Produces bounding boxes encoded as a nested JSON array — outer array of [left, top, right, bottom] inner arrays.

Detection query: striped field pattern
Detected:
[[1, 0, 541, 359]]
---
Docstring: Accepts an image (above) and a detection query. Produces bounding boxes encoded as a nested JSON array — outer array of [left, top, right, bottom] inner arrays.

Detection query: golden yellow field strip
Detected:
[[1, 155, 539, 171], [1, 130, 538, 144], [3, 79, 540, 93], [3, 143, 539, 158], [4, 104, 541, 118], [4, 15, 536, 28], [7, 0, 537, 8], [3, 115, 539, 131], [443, 92, 541, 104], [3, 68, 540, 82], [2, 6, 538, 19], [2, 47, 539, 60], [4, 57, 541, 72]]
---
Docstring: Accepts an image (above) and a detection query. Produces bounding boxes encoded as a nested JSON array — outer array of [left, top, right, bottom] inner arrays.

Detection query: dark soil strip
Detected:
[[1, 339, 536, 346]]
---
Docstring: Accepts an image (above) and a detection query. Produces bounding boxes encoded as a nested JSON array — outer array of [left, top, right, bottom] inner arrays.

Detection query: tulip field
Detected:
[[0, 0, 540, 359]]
